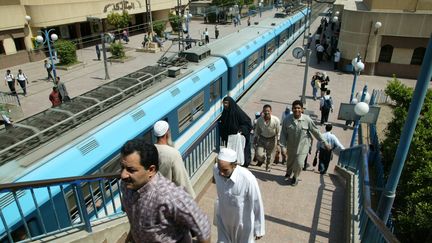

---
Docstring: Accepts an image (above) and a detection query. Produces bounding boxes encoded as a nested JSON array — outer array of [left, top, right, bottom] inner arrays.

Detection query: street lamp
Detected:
[[184, 13, 192, 34], [349, 54, 365, 103], [374, 21, 382, 35], [87, 16, 110, 80], [259, 1, 263, 17], [350, 85, 369, 147], [36, 30, 58, 83]]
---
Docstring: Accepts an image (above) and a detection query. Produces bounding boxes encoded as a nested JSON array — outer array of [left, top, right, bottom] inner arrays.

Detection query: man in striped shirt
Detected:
[[120, 139, 211, 243]]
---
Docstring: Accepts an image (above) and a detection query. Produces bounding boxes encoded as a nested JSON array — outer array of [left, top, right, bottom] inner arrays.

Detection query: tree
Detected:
[[168, 12, 181, 33], [107, 11, 131, 31], [381, 76, 432, 243], [54, 40, 77, 65]]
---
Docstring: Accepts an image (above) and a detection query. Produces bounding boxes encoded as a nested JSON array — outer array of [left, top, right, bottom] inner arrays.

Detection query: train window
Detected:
[[102, 156, 121, 173], [247, 51, 259, 73], [237, 63, 244, 80], [210, 78, 221, 103], [280, 30, 288, 43], [267, 39, 276, 55], [178, 91, 204, 132]]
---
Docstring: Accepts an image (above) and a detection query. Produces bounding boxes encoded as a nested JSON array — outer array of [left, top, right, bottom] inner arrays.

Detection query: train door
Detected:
[[209, 78, 222, 118]]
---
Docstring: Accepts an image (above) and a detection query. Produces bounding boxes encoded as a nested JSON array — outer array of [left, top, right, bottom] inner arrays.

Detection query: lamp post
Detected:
[[259, 1, 263, 17], [87, 17, 110, 80], [349, 54, 365, 103], [36, 30, 58, 83], [350, 85, 369, 147]]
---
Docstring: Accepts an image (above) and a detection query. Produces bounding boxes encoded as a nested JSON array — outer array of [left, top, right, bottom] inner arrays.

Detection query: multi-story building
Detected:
[[0, 0, 179, 69], [334, 0, 432, 79]]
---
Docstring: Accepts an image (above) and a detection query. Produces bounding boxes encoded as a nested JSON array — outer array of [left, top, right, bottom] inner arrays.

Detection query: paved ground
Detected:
[[2, 5, 428, 243]]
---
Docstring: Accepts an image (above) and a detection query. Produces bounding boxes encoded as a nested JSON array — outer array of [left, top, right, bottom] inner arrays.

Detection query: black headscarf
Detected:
[[219, 96, 252, 142]]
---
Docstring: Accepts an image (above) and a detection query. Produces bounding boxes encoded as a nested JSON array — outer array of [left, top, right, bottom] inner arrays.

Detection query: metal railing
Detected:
[[0, 92, 21, 107], [0, 69, 168, 165], [0, 115, 219, 242], [338, 146, 398, 243], [0, 173, 122, 243]]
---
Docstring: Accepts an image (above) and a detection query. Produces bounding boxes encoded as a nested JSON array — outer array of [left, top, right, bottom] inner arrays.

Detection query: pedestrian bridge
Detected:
[[0, 111, 398, 242]]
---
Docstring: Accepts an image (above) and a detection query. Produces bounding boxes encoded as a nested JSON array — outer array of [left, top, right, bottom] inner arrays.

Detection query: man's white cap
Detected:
[[153, 120, 169, 137], [218, 148, 237, 163]]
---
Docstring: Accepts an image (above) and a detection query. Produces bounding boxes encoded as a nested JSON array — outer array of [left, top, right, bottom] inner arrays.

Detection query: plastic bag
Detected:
[[227, 133, 246, 165]]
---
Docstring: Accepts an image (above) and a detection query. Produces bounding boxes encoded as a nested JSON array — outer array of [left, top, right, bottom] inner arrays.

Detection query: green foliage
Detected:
[[207, 12, 217, 23], [109, 42, 125, 58], [152, 20, 166, 37], [54, 39, 77, 65], [382, 76, 432, 242], [107, 11, 131, 31], [249, 4, 257, 11], [168, 12, 181, 32]]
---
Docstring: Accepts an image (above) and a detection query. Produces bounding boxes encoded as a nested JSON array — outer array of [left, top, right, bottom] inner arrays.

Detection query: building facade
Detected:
[[334, 0, 432, 79], [0, 0, 178, 69]]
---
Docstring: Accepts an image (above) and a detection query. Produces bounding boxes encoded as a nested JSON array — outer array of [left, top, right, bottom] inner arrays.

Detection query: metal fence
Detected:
[[0, 118, 219, 242], [338, 145, 398, 243]]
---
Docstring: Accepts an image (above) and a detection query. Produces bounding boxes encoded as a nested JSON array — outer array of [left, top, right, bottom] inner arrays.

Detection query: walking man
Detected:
[[204, 28, 209, 44], [334, 49, 341, 70], [153, 120, 196, 198], [55, 77, 70, 102], [316, 43, 325, 64], [280, 100, 330, 186], [120, 139, 211, 243], [4, 70, 16, 95], [16, 69, 29, 96], [255, 104, 280, 172], [215, 25, 220, 39], [95, 45, 101, 61], [44, 60, 54, 81], [320, 90, 333, 125], [214, 148, 265, 242], [316, 124, 344, 174]]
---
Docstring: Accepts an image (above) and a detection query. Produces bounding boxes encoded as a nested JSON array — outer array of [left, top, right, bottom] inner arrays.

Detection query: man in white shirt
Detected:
[[214, 148, 265, 242], [255, 104, 280, 172], [319, 90, 333, 125], [16, 69, 29, 96], [316, 124, 345, 174], [153, 120, 196, 198], [333, 49, 341, 70], [316, 43, 325, 64], [4, 70, 16, 95]]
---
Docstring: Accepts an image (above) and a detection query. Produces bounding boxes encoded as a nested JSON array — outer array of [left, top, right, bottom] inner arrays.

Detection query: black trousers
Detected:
[[17, 80, 27, 95], [318, 148, 332, 174], [7, 81, 16, 95], [321, 108, 330, 124]]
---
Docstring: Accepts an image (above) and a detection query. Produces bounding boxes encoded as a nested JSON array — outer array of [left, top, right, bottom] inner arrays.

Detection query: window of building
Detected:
[[410, 47, 426, 65], [0, 40, 5, 54], [178, 91, 204, 132], [13, 38, 26, 51], [210, 78, 221, 103], [378, 45, 393, 63], [247, 50, 260, 73]]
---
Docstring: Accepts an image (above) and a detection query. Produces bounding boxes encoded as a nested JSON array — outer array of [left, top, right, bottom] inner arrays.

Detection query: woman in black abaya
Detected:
[[219, 96, 253, 167]]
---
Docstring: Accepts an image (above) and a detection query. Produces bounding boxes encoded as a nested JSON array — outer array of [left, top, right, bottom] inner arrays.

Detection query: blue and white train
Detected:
[[0, 8, 309, 242]]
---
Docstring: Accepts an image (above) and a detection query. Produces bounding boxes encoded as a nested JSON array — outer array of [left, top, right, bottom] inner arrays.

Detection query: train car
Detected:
[[204, 8, 309, 100], [0, 56, 228, 241], [0, 7, 310, 242]]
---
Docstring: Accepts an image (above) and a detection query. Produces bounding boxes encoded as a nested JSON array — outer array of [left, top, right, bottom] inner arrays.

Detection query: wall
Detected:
[[364, 0, 432, 11]]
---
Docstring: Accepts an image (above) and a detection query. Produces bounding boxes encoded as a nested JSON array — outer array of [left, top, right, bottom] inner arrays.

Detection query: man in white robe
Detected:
[[214, 148, 265, 242]]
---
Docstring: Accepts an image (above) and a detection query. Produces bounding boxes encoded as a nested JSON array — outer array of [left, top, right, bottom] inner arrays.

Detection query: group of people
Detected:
[[314, 16, 342, 69], [310, 72, 334, 125], [120, 119, 265, 242], [120, 96, 345, 242], [4, 69, 29, 96], [49, 76, 70, 107]]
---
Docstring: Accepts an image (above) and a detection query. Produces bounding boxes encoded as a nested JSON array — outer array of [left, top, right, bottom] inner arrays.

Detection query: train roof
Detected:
[[207, 26, 275, 67]]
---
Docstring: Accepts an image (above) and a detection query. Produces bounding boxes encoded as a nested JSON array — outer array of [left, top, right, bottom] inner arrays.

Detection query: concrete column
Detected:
[[75, 23, 84, 49], [24, 25, 34, 51], [3, 38, 17, 55]]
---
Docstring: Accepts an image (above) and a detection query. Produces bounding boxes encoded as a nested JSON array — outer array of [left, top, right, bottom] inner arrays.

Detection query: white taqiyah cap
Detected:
[[218, 148, 237, 163], [153, 120, 169, 137]]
